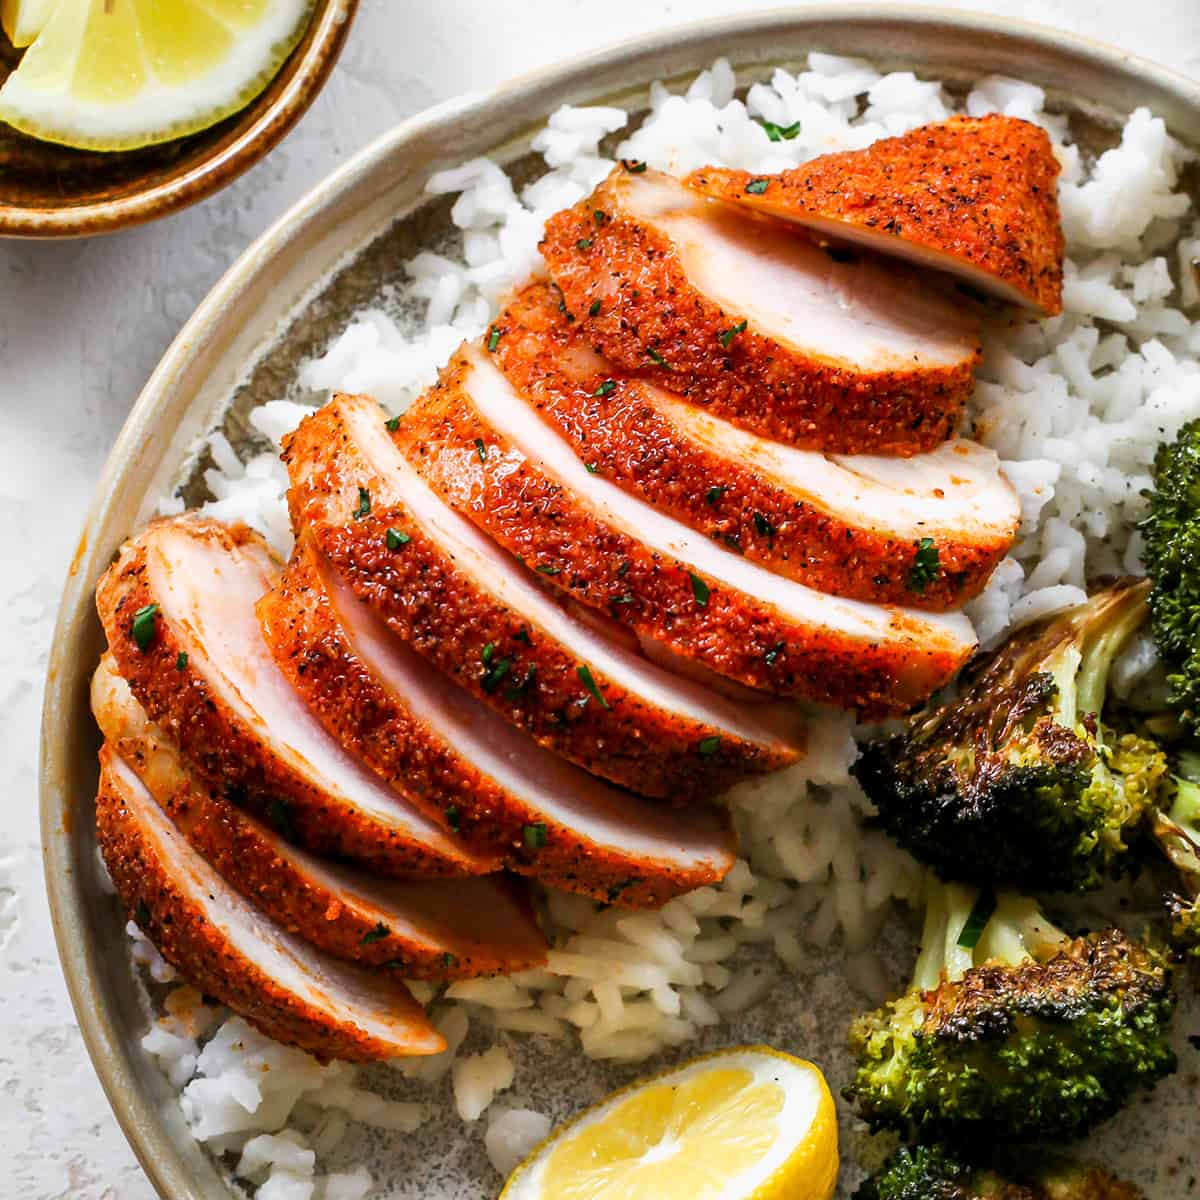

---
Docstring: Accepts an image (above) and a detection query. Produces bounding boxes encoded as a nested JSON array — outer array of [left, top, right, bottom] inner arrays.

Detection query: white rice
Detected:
[[129, 53, 1199, 1194]]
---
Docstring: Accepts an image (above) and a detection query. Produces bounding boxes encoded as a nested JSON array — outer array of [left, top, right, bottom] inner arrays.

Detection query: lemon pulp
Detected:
[[2, 0, 58, 48]]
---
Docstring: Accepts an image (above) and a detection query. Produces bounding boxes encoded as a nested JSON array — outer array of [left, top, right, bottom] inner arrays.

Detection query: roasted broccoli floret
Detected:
[[1141, 418, 1200, 733], [844, 880, 1176, 1142], [1148, 750, 1200, 957], [853, 1144, 1142, 1200], [854, 579, 1168, 892]]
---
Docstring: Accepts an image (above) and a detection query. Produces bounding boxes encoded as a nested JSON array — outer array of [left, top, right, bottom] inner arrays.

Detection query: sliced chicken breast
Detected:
[[95, 516, 495, 879], [257, 534, 738, 906], [97, 747, 446, 1062], [488, 283, 1019, 610], [283, 393, 802, 798], [400, 345, 978, 713], [687, 114, 1064, 315], [92, 655, 547, 976], [540, 166, 981, 455]]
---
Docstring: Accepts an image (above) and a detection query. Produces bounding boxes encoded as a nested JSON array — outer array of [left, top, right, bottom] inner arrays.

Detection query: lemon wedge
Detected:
[[2, 0, 58, 49], [0, 0, 314, 151], [500, 1046, 839, 1200]]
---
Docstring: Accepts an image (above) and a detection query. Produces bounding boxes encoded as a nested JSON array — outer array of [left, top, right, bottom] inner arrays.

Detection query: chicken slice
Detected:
[[540, 166, 981, 455], [488, 282, 1019, 610], [687, 114, 1064, 315], [92, 655, 548, 976], [96, 516, 495, 879], [283, 393, 801, 799], [257, 534, 738, 905], [400, 344, 977, 713], [97, 747, 446, 1062]]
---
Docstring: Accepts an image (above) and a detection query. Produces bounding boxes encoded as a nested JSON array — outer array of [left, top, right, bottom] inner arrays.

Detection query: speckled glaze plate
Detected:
[[40, 8, 1200, 1198]]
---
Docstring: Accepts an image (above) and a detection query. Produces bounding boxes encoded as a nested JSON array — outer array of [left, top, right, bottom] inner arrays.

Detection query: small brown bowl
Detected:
[[0, 0, 357, 238]]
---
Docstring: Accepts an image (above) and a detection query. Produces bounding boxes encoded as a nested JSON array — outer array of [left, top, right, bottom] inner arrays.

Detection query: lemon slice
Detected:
[[0, 0, 314, 151], [2, 0, 58, 49], [501, 1046, 838, 1200]]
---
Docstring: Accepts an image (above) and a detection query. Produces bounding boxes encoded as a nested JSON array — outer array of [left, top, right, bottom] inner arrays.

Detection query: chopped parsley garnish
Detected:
[[386, 528, 411, 550], [705, 486, 727, 506], [606, 879, 636, 902], [585, 462, 600, 474], [719, 319, 748, 348], [353, 487, 371, 520], [175, 650, 188, 671], [764, 641, 785, 668], [514, 627, 531, 644], [646, 347, 670, 369], [444, 805, 460, 831], [536, 564, 561, 576], [616, 559, 630, 578], [269, 798, 297, 842], [576, 663, 611, 710], [759, 118, 802, 142], [745, 178, 770, 195], [360, 922, 390, 946], [385, 415, 401, 432], [487, 326, 502, 352], [593, 379, 617, 397], [908, 537, 941, 593], [576, 237, 593, 251], [482, 642, 495, 667], [474, 437, 487, 463], [443, 952, 459, 969], [752, 512, 776, 540], [505, 665, 537, 701], [621, 158, 648, 173], [130, 603, 160, 651], [611, 593, 636, 605], [482, 657, 512, 694], [523, 822, 549, 850], [957, 891, 998, 950], [589, 299, 602, 317], [697, 736, 721, 758], [689, 572, 710, 608], [593, 209, 609, 225]]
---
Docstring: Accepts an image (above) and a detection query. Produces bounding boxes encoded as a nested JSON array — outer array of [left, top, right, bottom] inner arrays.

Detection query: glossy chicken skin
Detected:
[[95, 516, 493, 878], [97, 748, 446, 1062], [92, 655, 548, 978], [540, 166, 981, 455], [283, 392, 802, 798], [400, 344, 978, 714], [487, 283, 1019, 609], [258, 534, 738, 906], [687, 114, 1064, 314]]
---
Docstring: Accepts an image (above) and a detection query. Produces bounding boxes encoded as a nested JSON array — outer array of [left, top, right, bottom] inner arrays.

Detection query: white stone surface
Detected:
[[0, 2, 1195, 1196]]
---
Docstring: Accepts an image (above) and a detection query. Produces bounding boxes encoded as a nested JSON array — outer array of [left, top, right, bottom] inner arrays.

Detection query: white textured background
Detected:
[[1, 3, 1196, 1197]]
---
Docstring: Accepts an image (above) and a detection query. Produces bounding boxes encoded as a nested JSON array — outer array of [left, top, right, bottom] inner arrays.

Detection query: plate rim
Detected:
[[39, 7, 1200, 1198]]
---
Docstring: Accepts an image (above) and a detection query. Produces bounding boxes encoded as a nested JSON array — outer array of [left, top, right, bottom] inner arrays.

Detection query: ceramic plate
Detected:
[[40, 8, 1200, 1197]]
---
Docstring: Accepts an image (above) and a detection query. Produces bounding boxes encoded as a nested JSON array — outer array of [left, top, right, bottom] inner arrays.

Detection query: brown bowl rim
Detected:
[[0, 0, 358, 238]]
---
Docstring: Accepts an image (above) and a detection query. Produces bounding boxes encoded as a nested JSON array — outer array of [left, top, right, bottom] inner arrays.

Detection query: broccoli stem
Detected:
[[912, 878, 1069, 992], [1153, 778, 1200, 898], [1074, 582, 1152, 721], [912, 881, 976, 991]]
